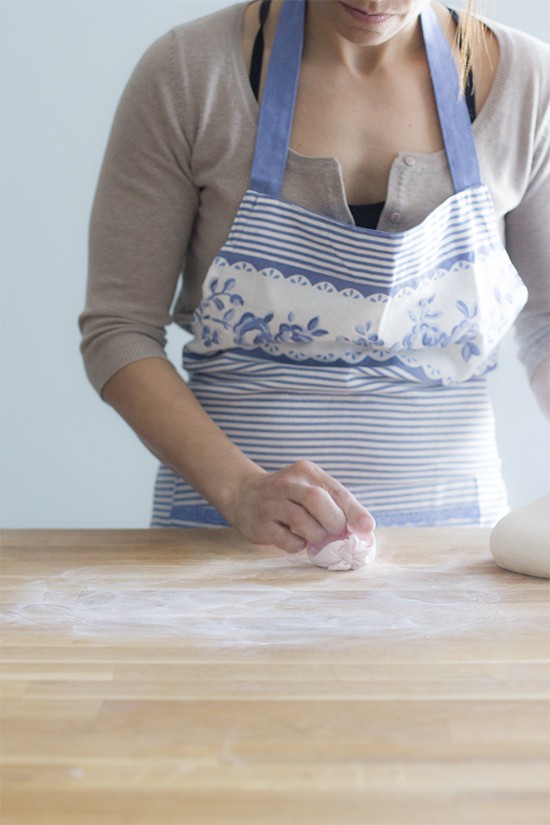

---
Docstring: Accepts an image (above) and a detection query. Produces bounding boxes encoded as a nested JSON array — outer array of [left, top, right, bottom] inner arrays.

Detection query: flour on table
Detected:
[[2, 540, 529, 647]]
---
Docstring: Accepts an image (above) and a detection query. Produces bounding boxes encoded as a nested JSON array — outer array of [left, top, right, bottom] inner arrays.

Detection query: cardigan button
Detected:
[[390, 211, 402, 224], [404, 155, 417, 166]]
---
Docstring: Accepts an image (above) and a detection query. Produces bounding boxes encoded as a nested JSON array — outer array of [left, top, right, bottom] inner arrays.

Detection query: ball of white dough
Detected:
[[490, 495, 550, 579], [307, 529, 376, 571]]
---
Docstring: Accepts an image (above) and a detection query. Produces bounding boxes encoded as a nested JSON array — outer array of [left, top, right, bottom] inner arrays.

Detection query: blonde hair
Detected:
[[452, 0, 488, 93]]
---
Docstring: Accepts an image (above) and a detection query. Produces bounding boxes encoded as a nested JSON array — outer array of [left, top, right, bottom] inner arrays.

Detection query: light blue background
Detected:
[[1, 1, 549, 528]]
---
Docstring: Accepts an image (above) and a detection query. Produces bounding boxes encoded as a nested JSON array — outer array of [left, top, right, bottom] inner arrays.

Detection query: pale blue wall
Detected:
[[1, 1, 549, 528]]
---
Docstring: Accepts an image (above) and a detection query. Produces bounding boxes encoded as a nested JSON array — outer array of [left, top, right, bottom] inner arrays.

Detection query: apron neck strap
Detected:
[[249, 0, 481, 199], [420, 3, 481, 193], [249, 0, 305, 196]]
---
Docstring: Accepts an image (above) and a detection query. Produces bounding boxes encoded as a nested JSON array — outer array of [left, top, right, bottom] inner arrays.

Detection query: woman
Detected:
[[80, 0, 550, 552]]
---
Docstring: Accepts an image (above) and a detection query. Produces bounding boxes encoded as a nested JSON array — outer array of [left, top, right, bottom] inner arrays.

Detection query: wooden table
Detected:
[[1, 528, 549, 825]]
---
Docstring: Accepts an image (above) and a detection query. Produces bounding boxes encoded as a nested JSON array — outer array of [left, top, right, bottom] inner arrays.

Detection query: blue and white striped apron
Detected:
[[152, 0, 527, 529]]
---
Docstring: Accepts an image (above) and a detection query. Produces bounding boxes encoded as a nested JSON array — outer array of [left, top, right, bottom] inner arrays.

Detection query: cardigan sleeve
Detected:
[[79, 30, 199, 395], [506, 40, 550, 382]]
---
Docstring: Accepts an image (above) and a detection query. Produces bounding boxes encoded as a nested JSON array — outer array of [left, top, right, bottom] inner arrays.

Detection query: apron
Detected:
[[152, 0, 527, 529]]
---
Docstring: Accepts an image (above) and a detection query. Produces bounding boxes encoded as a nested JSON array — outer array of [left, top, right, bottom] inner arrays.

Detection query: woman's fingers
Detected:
[[329, 482, 376, 537], [283, 461, 375, 537], [276, 500, 329, 546], [266, 521, 307, 554], [230, 460, 375, 553], [283, 483, 346, 537]]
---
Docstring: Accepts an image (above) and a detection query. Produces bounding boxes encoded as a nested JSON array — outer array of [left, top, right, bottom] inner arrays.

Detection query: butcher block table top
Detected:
[[1, 528, 549, 825]]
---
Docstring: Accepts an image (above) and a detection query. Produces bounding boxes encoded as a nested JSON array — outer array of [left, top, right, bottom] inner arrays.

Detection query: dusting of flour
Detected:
[[1, 547, 516, 647]]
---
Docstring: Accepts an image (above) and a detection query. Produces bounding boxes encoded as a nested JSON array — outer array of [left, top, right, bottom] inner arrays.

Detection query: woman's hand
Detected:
[[225, 460, 376, 553]]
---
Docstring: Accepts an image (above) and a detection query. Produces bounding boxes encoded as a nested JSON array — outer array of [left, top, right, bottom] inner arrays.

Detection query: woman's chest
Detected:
[[289, 65, 445, 204]]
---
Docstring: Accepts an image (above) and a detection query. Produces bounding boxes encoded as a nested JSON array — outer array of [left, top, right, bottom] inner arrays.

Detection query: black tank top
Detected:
[[249, 0, 476, 229]]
